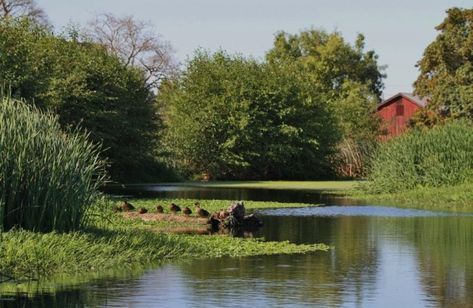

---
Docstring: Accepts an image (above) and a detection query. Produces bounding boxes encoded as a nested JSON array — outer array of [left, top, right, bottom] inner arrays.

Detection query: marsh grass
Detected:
[[364, 120, 473, 194], [0, 95, 106, 232]]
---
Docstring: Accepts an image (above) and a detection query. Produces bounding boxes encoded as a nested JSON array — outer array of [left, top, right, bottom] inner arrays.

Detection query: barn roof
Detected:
[[377, 92, 429, 110]]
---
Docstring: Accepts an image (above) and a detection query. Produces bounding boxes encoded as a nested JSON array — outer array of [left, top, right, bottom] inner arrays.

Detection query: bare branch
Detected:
[[86, 13, 177, 89], [0, 0, 48, 25]]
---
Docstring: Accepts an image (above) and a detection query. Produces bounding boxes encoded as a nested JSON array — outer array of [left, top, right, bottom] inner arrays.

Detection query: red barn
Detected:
[[377, 92, 428, 139]]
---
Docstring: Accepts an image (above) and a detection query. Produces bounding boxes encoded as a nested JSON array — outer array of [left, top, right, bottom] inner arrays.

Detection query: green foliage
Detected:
[[161, 30, 384, 180], [266, 30, 383, 178], [365, 120, 473, 193], [0, 197, 328, 282], [0, 18, 166, 182], [161, 50, 339, 179], [352, 181, 473, 212], [0, 95, 106, 232], [414, 7, 473, 119], [266, 30, 385, 97]]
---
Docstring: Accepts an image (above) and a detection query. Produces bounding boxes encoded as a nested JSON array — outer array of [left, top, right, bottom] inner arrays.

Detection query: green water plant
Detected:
[[0, 94, 106, 232]]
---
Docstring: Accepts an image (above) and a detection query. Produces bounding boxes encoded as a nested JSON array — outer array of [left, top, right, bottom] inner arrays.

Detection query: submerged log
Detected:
[[207, 201, 263, 236]]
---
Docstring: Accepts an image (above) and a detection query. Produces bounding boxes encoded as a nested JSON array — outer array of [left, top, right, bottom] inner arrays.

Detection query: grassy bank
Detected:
[[163, 180, 358, 191], [350, 182, 473, 212], [0, 198, 328, 290]]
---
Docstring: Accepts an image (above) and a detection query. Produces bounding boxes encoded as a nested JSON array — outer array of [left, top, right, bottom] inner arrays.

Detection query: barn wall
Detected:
[[377, 97, 421, 139]]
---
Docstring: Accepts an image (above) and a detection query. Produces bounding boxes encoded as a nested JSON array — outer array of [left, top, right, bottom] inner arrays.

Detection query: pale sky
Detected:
[[40, 0, 471, 98]]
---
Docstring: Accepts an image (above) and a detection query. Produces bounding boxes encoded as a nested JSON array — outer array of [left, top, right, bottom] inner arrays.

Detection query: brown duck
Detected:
[[183, 206, 192, 216], [156, 205, 164, 213], [195, 204, 210, 218], [170, 203, 181, 214], [122, 200, 135, 212], [138, 207, 148, 214]]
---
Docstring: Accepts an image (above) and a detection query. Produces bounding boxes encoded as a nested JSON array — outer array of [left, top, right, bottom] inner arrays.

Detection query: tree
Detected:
[[266, 30, 385, 98], [86, 13, 177, 89], [0, 18, 163, 182], [414, 7, 473, 119], [160, 50, 339, 180], [266, 29, 384, 177], [0, 0, 47, 25]]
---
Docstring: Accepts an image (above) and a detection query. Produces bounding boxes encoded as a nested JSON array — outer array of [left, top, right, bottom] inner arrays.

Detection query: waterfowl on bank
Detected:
[[138, 207, 148, 214], [183, 207, 192, 216], [156, 205, 164, 213], [170, 203, 181, 214], [195, 204, 210, 218], [122, 200, 135, 212]]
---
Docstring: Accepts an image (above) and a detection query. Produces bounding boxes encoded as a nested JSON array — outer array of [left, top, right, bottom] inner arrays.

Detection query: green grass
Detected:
[[0, 197, 328, 290], [350, 182, 473, 212], [365, 120, 473, 194], [169, 180, 358, 191], [0, 94, 106, 232]]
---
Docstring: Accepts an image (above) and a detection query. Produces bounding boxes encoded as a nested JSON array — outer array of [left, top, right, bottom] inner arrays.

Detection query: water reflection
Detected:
[[102, 184, 359, 205], [2, 206, 473, 307]]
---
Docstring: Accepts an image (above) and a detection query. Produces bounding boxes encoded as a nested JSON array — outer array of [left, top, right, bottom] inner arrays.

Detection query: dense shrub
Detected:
[[366, 120, 473, 193], [0, 95, 106, 232]]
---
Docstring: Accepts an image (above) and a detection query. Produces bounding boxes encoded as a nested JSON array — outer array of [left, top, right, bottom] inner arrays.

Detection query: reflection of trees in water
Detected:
[[179, 215, 379, 306], [398, 217, 473, 307], [0, 268, 149, 307], [1, 289, 103, 307]]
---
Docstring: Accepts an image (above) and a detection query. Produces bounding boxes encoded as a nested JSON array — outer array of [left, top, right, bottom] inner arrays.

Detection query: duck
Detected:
[[170, 203, 181, 214], [195, 204, 210, 218], [138, 207, 148, 214], [122, 200, 135, 212], [183, 206, 192, 216], [156, 205, 164, 213]]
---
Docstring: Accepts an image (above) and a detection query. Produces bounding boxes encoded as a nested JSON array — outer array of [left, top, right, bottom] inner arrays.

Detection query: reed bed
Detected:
[[0, 95, 106, 232], [365, 120, 473, 193]]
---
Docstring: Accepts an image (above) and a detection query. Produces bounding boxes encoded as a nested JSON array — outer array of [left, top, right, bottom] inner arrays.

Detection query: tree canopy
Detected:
[[0, 18, 162, 181], [161, 29, 383, 180], [414, 7, 473, 119], [160, 50, 340, 179]]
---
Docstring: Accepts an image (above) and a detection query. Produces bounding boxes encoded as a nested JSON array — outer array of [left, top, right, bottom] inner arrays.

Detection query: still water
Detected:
[[2, 187, 473, 307]]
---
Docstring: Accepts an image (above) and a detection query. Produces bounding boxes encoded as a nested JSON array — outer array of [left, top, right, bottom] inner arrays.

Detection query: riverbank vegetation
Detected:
[[0, 95, 105, 232], [352, 120, 473, 212], [174, 181, 358, 191], [0, 198, 328, 284]]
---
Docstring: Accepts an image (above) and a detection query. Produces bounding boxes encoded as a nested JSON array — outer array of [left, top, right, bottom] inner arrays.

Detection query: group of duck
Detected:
[[117, 200, 211, 218]]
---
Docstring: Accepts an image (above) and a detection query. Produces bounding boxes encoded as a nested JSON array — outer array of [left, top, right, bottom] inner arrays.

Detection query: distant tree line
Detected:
[[160, 30, 384, 179], [3, 0, 469, 182]]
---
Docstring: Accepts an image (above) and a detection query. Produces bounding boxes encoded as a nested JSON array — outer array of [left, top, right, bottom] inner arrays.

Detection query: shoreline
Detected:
[[0, 198, 329, 295]]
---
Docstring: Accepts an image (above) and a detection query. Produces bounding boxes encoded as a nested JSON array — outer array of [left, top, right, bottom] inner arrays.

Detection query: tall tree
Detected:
[[86, 13, 177, 89], [0, 0, 47, 25], [160, 50, 339, 180], [414, 7, 473, 119], [266, 29, 384, 177]]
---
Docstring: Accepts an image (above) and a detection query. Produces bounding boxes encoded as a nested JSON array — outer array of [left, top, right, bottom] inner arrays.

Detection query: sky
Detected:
[[40, 0, 471, 98]]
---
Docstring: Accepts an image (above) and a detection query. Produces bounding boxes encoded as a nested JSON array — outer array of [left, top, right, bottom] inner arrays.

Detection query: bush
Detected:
[[0, 95, 106, 232], [366, 120, 473, 193]]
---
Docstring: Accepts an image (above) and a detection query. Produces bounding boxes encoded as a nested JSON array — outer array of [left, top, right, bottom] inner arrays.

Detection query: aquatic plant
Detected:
[[0, 95, 106, 232]]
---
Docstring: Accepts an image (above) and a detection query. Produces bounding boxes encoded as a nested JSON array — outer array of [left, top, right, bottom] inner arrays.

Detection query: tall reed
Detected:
[[0, 95, 106, 232], [365, 120, 473, 193]]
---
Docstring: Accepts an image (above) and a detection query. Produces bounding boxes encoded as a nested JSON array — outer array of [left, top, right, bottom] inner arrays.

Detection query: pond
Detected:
[[2, 186, 473, 307]]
